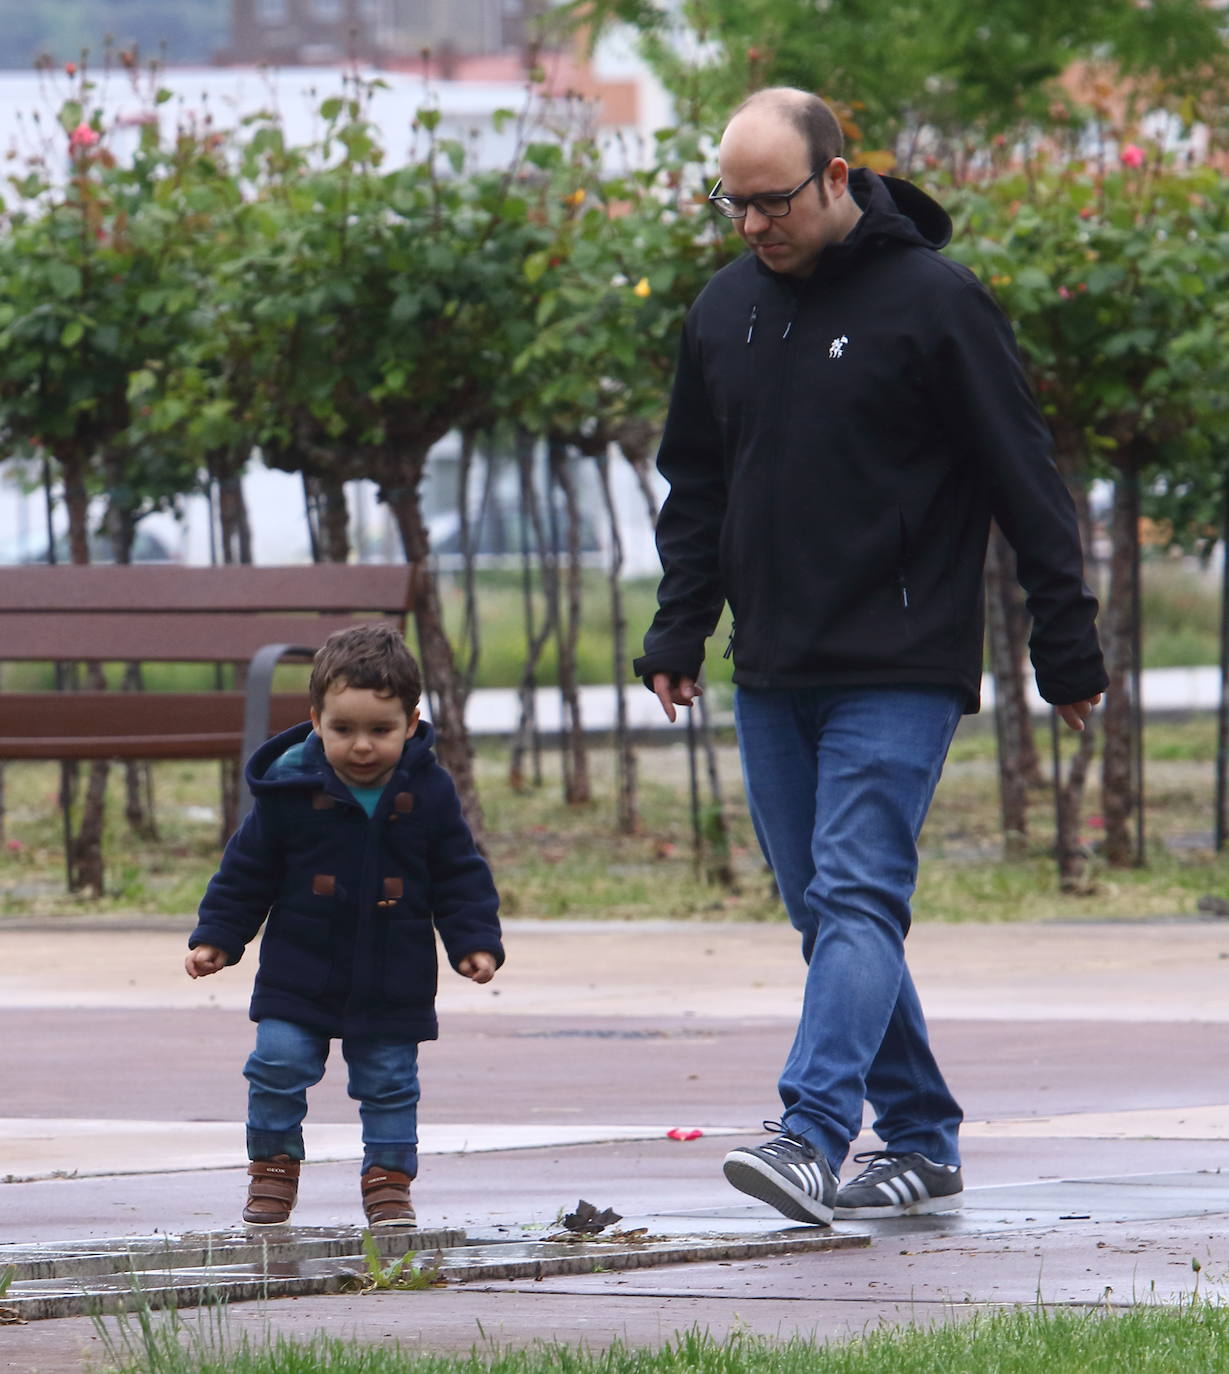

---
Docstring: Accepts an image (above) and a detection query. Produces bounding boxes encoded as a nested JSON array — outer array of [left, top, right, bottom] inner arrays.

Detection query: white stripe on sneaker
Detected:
[[900, 1170, 925, 1200], [880, 1178, 909, 1205]]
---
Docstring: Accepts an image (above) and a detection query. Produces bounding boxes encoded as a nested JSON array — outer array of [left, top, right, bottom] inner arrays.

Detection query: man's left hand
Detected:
[[1056, 694, 1102, 731]]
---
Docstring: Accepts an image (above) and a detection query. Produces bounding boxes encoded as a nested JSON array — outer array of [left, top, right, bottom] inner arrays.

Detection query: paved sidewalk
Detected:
[[2, 918, 1228, 1370], [460, 668, 1224, 734]]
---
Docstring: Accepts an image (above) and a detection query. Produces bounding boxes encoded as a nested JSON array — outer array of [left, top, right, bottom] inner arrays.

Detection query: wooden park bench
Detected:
[[0, 564, 415, 821]]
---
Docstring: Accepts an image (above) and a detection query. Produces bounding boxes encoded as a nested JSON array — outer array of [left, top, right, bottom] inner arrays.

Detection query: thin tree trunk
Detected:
[[695, 682, 734, 887], [316, 470, 351, 563], [383, 473, 486, 848], [61, 450, 107, 895], [1053, 710, 1098, 892], [614, 418, 661, 526], [510, 434, 553, 792], [303, 472, 322, 563], [215, 464, 253, 566], [1101, 460, 1139, 867], [456, 429, 489, 701], [211, 455, 254, 838], [1216, 478, 1229, 850], [549, 441, 590, 806], [105, 474, 158, 842], [596, 453, 637, 834], [985, 526, 1032, 856]]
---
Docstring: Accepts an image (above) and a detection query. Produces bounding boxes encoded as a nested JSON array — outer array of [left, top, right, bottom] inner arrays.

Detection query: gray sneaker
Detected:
[[833, 1150, 963, 1218], [722, 1122, 836, 1225]]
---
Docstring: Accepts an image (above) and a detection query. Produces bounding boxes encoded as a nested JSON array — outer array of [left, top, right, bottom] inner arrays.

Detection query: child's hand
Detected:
[[185, 945, 229, 979], [458, 951, 497, 985]]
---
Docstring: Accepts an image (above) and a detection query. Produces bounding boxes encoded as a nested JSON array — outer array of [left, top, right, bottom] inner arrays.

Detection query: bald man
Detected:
[[634, 89, 1105, 1225]]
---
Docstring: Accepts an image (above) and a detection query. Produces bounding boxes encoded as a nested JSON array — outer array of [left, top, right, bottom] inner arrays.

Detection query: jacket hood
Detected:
[[246, 718, 436, 792], [851, 169, 952, 251], [752, 169, 951, 288]]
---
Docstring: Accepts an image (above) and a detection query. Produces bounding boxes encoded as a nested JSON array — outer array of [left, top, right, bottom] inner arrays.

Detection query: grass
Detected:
[[1139, 558, 1222, 670], [95, 1305, 1229, 1374], [1, 713, 1228, 922]]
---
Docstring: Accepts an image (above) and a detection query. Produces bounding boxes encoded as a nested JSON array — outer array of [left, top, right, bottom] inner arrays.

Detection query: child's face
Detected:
[[310, 684, 419, 791]]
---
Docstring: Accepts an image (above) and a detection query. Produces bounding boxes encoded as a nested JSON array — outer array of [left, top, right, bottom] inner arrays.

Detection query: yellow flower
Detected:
[[564, 188, 585, 207], [633, 277, 651, 298]]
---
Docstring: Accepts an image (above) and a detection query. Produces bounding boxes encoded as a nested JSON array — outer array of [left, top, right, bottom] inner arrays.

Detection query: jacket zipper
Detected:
[[723, 623, 736, 659], [763, 298, 797, 672], [746, 305, 758, 344]]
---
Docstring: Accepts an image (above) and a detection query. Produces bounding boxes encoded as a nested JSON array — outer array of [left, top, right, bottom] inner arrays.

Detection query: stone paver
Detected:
[[1, 918, 1227, 1371]]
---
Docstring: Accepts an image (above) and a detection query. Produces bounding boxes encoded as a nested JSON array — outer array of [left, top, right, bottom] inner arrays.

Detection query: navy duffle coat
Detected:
[[189, 720, 503, 1040]]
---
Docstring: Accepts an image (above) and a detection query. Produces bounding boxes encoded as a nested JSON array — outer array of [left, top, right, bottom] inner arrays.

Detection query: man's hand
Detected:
[[185, 945, 229, 979], [458, 951, 497, 985], [1056, 694, 1103, 731], [651, 672, 703, 724]]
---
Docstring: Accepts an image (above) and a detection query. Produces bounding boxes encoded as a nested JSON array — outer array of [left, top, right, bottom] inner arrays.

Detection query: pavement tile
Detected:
[[2, 918, 1228, 1371]]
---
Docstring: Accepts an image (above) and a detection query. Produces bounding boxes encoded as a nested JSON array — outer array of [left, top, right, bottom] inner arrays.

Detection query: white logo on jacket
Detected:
[[829, 335, 849, 359]]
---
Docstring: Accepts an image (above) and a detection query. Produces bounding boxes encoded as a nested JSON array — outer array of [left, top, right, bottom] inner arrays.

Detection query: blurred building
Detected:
[[220, 0, 537, 67]]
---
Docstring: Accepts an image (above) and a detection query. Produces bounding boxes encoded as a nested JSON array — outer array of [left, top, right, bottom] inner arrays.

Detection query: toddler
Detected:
[[186, 622, 502, 1228]]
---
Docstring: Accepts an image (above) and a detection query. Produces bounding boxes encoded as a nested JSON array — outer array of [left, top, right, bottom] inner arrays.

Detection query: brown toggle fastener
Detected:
[[312, 792, 336, 810], [377, 876, 404, 908], [312, 874, 336, 896]]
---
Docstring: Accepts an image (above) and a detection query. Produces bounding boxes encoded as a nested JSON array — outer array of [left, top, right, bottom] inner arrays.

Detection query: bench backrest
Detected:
[[0, 565, 415, 663]]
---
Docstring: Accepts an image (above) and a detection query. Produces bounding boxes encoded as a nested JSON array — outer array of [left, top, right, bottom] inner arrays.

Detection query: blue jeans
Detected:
[[244, 1017, 420, 1175], [735, 684, 965, 1173]]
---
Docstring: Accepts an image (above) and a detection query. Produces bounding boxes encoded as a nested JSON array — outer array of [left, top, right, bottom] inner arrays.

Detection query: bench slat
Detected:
[[0, 614, 394, 662], [5, 734, 249, 760], [0, 565, 414, 614], [0, 693, 309, 759]]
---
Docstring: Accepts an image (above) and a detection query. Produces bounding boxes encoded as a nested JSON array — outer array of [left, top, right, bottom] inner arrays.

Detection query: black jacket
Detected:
[[189, 721, 503, 1040], [634, 170, 1107, 711]]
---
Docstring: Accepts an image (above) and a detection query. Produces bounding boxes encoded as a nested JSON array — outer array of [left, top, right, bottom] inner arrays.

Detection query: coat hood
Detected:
[[752, 169, 952, 289], [245, 718, 437, 793], [852, 170, 952, 251]]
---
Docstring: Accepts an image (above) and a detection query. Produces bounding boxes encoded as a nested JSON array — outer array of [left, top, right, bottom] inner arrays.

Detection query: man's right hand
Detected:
[[651, 672, 703, 723]]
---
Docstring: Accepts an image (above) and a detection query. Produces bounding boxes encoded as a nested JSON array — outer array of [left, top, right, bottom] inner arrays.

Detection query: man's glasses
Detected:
[[706, 164, 829, 219]]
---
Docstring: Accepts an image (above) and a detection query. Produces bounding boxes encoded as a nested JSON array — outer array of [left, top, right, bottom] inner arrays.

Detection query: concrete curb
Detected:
[[1, 1226, 866, 1322]]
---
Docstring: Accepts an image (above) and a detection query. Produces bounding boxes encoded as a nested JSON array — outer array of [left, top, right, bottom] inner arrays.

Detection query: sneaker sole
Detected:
[[722, 1152, 834, 1226], [833, 1192, 963, 1220], [368, 1217, 418, 1228]]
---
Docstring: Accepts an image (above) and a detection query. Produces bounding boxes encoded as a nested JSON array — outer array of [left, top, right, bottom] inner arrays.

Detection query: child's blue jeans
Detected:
[[244, 1017, 420, 1176]]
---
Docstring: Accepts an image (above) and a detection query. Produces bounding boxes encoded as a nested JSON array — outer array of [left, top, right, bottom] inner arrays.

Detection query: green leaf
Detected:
[[59, 319, 85, 347], [1013, 266, 1051, 293], [416, 108, 441, 132], [523, 251, 551, 285], [57, 100, 83, 134], [320, 97, 344, 122], [128, 368, 157, 399], [46, 262, 82, 299]]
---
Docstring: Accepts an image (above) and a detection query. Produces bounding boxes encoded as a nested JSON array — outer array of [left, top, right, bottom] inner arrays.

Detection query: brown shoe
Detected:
[[242, 1155, 300, 1226], [361, 1166, 417, 1228]]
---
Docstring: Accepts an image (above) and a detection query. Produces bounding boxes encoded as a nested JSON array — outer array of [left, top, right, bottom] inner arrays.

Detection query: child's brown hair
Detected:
[[309, 623, 422, 716]]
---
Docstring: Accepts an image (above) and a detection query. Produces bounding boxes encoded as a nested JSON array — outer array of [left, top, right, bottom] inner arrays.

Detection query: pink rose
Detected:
[[68, 121, 99, 153], [1119, 143, 1145, 169]]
